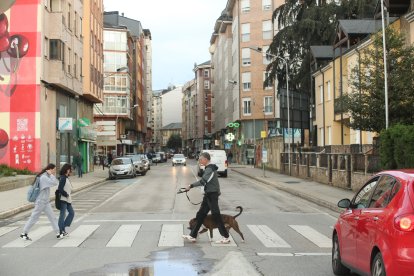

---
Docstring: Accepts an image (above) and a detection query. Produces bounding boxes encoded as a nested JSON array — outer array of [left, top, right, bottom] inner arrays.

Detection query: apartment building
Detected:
[[0, 0, 105, 172], [143, 29, 153, 151], [94, 11, 148, 156], [209, 0, 283, 163]]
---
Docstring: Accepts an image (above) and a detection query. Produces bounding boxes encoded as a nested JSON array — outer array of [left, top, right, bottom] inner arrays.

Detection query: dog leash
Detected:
[[177, 188, 202, 205]]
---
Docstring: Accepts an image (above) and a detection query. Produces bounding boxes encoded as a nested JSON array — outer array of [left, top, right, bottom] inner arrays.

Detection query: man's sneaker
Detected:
[[62, 231, 69, 237], [215, 237, 230, 244], [20, 233, 31, 241], [182, 235, 196, 242], [56, 233, 64, 239]]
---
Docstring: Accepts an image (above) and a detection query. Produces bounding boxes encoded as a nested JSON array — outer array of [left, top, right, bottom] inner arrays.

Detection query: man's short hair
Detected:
[[200, 152, 210, 160]]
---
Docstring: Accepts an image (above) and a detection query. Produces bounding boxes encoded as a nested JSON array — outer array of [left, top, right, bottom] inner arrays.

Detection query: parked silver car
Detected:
[[109, 157, 136, 179], [126, 154, 148, 176]]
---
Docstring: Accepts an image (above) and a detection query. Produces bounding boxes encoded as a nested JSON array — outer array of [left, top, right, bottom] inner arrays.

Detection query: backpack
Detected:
[[27, 176, 41, 202]]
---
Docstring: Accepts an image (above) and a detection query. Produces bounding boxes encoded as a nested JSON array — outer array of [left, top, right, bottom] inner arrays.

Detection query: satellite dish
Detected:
[[0, 0, 15, 14]]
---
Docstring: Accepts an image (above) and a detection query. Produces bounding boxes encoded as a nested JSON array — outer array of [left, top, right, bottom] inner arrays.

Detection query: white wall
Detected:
[[162, 85, 183, 126]]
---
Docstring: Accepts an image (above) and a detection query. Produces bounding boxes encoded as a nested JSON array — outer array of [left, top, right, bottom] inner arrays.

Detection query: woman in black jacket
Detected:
[[58, 163, 75, 237]]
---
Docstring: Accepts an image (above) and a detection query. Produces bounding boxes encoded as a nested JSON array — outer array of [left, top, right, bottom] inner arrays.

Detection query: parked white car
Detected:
[[172, 154, 186, 166], [197, 149, 228, 177]]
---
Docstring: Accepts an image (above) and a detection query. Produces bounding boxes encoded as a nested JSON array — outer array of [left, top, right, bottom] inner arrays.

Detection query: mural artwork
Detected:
[[0, 0, 40, 171]]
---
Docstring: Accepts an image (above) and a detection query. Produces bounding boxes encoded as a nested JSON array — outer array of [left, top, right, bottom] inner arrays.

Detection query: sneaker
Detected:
[[20, 233, 31, 241], [182, 234, 196, 242], [62, 231, 69, 237], [56, 233, 64, 239], [215, 237, 230, 244]]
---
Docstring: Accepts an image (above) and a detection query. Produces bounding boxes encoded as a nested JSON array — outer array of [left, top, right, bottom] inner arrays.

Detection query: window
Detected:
[[243, 98, 251, 115], [327, 126, 331, 145], [49, 39, 64, 60], [50, 0, 62, 12], [67, 3, 71, 30], [67, 47, 71, 73], [319, 127, 324, 145], [327, 81, 331, 100], [241, 23, 250, 42], [353, 177, 379, 209], [241, 0, 250, 13], [203, 69, 209, 78], [242, 72, 251, 91], [264, 96, 273, 113], [319, 85, 323, 104], [204, 80, 210, 89], [74, 53, 78, 78], [241, 48, 251, 66], [103, 95, 129, 114], [104, 75, 129, 92], [264, 72, 272, 88], [262, 20, 272, 40], [74, 11, 78, 36], [262, 45, 270, 64], [262, 0, 271, 10], [369, 176, 400, 208]]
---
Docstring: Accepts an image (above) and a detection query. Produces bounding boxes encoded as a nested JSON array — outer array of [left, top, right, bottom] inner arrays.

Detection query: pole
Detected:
[[262, 136, 265, 177], [380, 0, 389, 129], [285, 60, 291, 175]]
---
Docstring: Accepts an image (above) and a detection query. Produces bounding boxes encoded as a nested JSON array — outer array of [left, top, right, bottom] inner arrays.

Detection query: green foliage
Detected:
[[0, 164, 33, 177], [380, 125, 414, 169], [166, 134, 182, 151], [341, 28, 414, 133], [268, 0, 377, 94]]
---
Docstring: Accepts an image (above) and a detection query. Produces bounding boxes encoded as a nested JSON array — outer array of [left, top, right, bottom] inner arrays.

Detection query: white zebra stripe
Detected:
[[106, 224, 141, 247]]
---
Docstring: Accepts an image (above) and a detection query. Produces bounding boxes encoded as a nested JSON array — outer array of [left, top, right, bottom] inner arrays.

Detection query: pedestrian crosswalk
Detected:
[[0, 222, 333, 250]]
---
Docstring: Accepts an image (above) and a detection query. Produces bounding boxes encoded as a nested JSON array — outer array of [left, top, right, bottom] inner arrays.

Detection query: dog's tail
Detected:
[[233, 206, 243, 218]]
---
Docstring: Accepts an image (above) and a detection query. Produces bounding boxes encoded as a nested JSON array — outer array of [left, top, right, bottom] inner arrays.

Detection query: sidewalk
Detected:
[[230, 165, 355, 213], [0, 166, 108, 219]]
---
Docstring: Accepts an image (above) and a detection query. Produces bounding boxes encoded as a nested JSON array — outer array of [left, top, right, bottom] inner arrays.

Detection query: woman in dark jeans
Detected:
[[58, 163, 75, 237]]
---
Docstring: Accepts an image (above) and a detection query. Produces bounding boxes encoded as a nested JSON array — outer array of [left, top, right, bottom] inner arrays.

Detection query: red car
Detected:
[[332, 170, 414, 276]]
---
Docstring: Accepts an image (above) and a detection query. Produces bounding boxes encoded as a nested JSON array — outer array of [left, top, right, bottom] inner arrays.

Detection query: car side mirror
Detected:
[[337, 198, 351, 209]]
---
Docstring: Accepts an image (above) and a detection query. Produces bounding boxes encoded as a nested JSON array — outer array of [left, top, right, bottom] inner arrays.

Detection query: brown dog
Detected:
[[188, 206, 244, 242]]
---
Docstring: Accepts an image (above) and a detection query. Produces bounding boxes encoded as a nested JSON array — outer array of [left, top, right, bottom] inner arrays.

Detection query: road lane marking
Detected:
[[0, 226, 18, 237], [3, 226, 52, 248], [247, 225, 291, 248], [289, 225, 331, 248], [257, 252, 331, 257], [84, 219, 187, 222], [158, 224, 183, 247], [106, 224, 141, 247], [53, 225, 100, 247]]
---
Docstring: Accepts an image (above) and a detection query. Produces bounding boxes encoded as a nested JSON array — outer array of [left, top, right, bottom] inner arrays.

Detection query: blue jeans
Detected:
[[58, 201, 74, 233]]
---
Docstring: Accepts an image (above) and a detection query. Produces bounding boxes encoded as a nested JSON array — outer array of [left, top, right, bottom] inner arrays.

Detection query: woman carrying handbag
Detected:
[[57, 163, 75, 237]]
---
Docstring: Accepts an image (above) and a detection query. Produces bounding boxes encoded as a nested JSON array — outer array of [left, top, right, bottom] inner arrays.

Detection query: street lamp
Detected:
[[380, 0, 389, 129], [249, 46, 291, 175]]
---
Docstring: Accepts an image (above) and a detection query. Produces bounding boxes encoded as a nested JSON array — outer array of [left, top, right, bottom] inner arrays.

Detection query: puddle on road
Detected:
[[71, 248, 212, 276]]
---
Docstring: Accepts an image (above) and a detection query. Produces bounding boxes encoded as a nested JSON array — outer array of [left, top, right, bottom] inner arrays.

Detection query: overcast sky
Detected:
[[103, 0, 225, 90]]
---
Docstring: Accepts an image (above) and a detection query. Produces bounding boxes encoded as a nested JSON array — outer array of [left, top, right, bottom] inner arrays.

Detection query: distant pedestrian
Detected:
[[20, 163, 63, 241], [57, 163, 74, 237], [100, 155, 105, 170], [107, 152, 113, 166], [227, 151, 233, 165], [74, 152, 83, 178]]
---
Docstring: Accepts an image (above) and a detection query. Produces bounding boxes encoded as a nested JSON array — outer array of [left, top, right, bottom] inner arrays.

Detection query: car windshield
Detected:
[[128, 155, 142, 162], [112, 158, 130, 165], [174, 154, 184, 158]]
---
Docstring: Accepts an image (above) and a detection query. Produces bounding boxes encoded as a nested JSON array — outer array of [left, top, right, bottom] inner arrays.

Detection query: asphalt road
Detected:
[[0, 160, 345, 276]]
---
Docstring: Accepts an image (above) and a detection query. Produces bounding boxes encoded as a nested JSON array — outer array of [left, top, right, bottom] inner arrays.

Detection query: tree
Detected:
[[339, 28, 414, 133], [166, 134, 182, 152], [267, 0, 377, 94]]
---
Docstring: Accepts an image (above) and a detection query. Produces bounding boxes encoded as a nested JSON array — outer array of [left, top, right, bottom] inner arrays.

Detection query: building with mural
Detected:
[[0, 0, 103, 173]]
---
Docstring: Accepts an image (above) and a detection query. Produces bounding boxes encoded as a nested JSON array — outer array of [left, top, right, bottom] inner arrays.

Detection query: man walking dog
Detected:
[[182, 152, 230, 244]]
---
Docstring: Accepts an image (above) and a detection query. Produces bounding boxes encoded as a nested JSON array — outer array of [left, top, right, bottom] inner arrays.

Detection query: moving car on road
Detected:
[[332, 170, 414, 276], [125, 154, 148, 176], [108, 157, 136, 179], [172, 154, 186, 166]]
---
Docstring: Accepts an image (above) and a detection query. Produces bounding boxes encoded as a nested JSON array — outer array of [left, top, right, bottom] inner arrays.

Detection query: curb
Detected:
[[0, 178, 108, 219], [232, 168, 342, 213]]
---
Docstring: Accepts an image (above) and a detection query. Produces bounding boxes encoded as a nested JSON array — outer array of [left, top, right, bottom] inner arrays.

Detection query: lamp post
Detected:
[[380, 0, 389, 129], [249, 46, 291, 175]]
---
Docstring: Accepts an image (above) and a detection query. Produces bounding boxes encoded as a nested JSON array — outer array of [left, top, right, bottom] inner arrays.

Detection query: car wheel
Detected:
[[141, 171, 147, 176], [332, 234, 350, 275], [222, 170, 228, 177], [372, 252, 386, 276], [184, 163, 186, 166]]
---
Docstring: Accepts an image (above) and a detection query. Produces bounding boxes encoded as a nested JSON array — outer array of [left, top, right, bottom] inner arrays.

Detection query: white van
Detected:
[[197, 149, 228, 177]]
